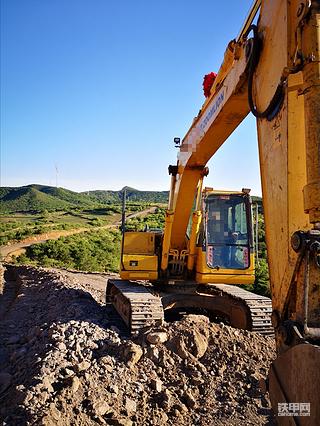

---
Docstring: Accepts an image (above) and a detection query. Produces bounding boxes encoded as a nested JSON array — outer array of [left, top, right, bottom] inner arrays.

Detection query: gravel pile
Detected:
[[0, 265, 276, 425]]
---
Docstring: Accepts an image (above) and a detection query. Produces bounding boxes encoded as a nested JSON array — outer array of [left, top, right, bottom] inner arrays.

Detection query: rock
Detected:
[[183, 390, 197, 409], [125, 397, 137, 414], [146, 332, 168, 345], [42, 377, 54, 393], [93, 400, 110, 416], [105, 364, 114, 373], [189, 329, 208, 358], [151, 378, 162, 392], [0, 372, 12, 394], [6, 334, 21, 345], [159, 411, 168, 423], [108, 384, 119, 395], [71, 376, 81, 393], [48, 403, 61, 421], [107, 419, 133, 426], [171, 337, 189, 359], [57, 342, 67, 352], [0, 268, 277, 425], [173, 409, 181, 417], [64, 368, 75, 377], [159, 389, 172, 409], [172, 402, 188, 413], [218, 365, 226, 375], [169, 324, 208, 359], [122, 342, 143, 367], [75, 360, 91, 372], [147, 346, 160, 363]]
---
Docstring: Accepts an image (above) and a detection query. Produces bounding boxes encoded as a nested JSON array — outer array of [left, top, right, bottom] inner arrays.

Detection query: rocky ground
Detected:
[[0, 265, 276, 425]]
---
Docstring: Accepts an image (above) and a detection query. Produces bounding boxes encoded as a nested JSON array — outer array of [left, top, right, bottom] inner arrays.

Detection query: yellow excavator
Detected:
[[107, 0, 320, 423]]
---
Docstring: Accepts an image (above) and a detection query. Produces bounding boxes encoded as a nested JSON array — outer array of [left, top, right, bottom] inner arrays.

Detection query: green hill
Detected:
[[85, 186, 169, 204], [29, 185, 94, 206], [0, 184, 169, 213], [0, 185, 94, 213], [0, 184, 262, 214]]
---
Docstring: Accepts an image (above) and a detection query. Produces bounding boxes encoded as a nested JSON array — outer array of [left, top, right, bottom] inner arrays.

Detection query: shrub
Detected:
[[18, 229, 121, 273]]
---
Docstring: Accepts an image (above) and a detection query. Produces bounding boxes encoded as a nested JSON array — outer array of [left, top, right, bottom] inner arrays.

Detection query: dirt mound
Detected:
[[0, 266, 276, 425]]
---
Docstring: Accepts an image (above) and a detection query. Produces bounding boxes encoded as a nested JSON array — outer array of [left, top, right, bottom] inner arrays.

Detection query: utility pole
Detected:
[[55, 164, 59, 188], [121, 188, 126, 234]]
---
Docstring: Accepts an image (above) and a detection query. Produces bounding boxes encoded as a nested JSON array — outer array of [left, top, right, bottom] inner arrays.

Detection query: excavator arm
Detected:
[[160, 0, 320, 423]]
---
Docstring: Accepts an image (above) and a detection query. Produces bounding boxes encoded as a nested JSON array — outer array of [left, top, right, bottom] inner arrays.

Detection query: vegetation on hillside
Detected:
[[85, 186, 169, 205], [14, 203, 270, 299], [0, 186, 71, 213], [0, 222, 82, 246], [16, 229, 121, 273], [0, 207, 121, 246], [13, 209, 164, 272], [126, 208, 166, 231], [3, 182, 269, 299], [0, 184, 168, 214], [252, 212, 270, 297]]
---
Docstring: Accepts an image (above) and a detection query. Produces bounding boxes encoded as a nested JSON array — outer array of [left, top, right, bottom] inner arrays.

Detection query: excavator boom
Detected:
[[107, 1, 320, 423]]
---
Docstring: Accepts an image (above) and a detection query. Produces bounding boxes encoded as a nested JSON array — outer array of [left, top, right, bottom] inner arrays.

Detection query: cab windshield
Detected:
[[205, 194, 251, 269]]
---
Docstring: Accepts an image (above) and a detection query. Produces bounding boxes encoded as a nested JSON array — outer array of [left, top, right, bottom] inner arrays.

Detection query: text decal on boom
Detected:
[[182, 88, 226, 153], [199, 90, 225, 133]]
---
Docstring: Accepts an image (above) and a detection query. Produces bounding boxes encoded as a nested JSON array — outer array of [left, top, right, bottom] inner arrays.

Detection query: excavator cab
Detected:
[[204, 192, 252, 270], [195, 189, 255, 284]]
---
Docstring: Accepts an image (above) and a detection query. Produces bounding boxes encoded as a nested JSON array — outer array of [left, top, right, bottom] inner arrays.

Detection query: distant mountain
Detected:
[[0, 185, 98, 213], [0, 184, 260, 214], [84, 186, 169, 204], [0, 184, 169, 213]]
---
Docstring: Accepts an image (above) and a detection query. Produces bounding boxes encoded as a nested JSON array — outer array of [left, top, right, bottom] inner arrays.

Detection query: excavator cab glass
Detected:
[[204, 193, 252, 270]]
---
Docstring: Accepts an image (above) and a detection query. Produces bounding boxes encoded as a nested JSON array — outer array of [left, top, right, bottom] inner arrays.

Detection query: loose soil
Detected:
[[0, 265, 276, 425]]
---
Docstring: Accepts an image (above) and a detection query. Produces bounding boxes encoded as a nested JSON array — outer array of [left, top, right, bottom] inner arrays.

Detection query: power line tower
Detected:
[[55, 164, 59, 188]]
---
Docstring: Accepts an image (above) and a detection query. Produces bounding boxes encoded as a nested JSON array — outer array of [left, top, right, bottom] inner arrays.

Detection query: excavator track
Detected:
[[106, 280, 164, 332], [106, 279, 273, 335], [208, 284, 274, 336]]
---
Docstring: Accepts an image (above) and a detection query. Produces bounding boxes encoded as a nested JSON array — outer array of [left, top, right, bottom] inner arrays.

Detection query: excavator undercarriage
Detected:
[[106, 279, 273, 336]]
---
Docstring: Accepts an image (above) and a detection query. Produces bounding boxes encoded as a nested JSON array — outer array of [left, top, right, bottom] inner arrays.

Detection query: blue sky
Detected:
[[1, 0, 261, 194]]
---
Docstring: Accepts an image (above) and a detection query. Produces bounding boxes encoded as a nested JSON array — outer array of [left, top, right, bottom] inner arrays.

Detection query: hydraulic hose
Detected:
[[245, 24, 286, 121]]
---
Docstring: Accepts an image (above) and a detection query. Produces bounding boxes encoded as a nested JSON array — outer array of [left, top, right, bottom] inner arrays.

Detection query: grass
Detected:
[[12, 206, 165, 272], [0, 209, 116, 246], [15, 228, 122, 273], [0, 204, 154, 246]]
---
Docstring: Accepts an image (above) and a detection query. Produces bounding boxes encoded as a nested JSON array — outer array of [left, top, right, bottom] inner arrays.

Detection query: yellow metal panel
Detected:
[[120, 271, 158, 280], [187, 210, 202, 271], [122, 254, 158, 271], [123, 232, 155, 255], [161, 210, 174, 271], [255, 1, 311, 315], [196, 273, 254, 285], [195, 246, 255, 284]]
